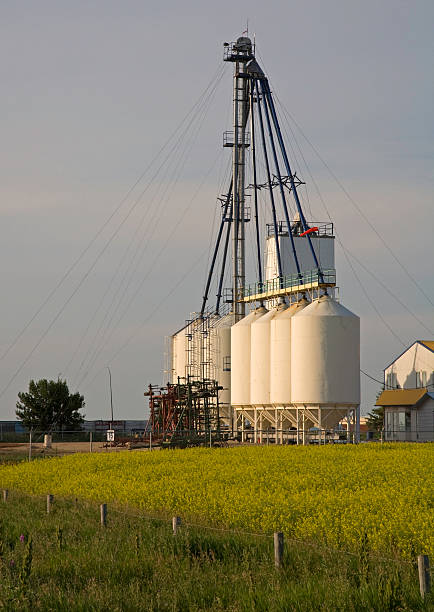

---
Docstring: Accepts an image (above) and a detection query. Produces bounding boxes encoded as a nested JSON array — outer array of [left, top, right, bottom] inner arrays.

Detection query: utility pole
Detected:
[[107, 367, 114, 428]]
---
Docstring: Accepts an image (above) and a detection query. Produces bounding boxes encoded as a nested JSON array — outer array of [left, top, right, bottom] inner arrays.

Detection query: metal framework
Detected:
[[234, 406, 359, 445], [198, 36, 333, 315], [145, 378, 222, 448]]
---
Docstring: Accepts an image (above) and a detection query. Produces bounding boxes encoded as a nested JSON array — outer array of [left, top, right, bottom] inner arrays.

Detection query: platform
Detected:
[[238, 268, 336, 303]]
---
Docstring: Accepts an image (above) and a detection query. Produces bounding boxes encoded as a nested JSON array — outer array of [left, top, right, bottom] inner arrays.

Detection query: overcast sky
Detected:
[[1, 0, 433, 421]]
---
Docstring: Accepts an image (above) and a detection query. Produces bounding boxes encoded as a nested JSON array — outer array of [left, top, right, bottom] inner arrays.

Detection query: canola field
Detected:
[[0, 443, 432, 558]]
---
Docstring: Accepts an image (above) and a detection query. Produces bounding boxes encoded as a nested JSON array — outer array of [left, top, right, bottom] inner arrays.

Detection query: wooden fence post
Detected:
[[46, 494, 53, 514], [100, 503, 107, 527], [274, 532, 284, 568], [418, 555, 431, 599], [172, 516, 181, 535], [2, 489, 8, 502]]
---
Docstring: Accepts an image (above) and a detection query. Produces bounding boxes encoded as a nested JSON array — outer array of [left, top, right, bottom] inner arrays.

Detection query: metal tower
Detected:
[[224, 37, 254, 320]]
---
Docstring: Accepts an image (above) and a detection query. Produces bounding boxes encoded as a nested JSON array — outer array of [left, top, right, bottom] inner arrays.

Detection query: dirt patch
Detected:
[[0, 442, 131, 457]]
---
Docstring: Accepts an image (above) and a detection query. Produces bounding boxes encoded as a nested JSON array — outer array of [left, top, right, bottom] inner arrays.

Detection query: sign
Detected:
[[106, 429, 115, 442]]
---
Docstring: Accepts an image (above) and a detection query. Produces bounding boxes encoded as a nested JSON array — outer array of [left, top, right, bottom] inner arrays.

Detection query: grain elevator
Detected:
[[149, 36, 360, 446]]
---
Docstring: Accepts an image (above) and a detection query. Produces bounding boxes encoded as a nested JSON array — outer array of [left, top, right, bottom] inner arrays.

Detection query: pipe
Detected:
[[255, 80, 283, 279], [262, 80, 323, 281], [201, 180, 233, 316], [260, 79, 301, 278]]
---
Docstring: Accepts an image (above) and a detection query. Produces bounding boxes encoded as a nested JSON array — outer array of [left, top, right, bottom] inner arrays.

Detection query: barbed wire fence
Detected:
[[1, 487, 431, 599]]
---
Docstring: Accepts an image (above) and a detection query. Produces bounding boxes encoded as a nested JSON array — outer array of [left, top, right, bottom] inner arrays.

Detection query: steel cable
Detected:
[[0, 64, 226, 366], [0, 66, 227, 399], [75, 79, 226, 387], [71, 70, 226, 386]]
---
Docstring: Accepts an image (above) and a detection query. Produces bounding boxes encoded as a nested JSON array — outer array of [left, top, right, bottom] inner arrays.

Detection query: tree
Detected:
[[366, 406, 384, 431], [16, 379, 85, 431]]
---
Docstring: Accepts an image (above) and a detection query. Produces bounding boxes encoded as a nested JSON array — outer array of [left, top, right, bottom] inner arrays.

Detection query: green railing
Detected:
[[240, 268, 336, 300]]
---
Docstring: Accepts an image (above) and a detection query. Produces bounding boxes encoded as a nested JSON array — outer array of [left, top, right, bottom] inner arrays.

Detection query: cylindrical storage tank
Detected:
[[171, 327, 187, 383], [250, 304, 286, 406], [231, 306, 268, 406], [270, 298, 309, 405], [291, 295, 360, 407], [215, 313, 236, 424]]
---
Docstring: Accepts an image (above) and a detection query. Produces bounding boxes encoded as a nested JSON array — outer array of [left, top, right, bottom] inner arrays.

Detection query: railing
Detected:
[[223, 131, 250, 147], [240, 268, 336, 300], [266, 221, 334, 238]]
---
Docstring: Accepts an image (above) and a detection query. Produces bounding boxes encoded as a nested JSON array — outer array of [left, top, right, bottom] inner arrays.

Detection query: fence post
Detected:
[[89, 431, 93, 453], [274, 532, 284, 568], [2, 489, 8, 502], [172, 516, 181, 535], [100, 503, 107, 527], [28, 429, 32, 462], [46, 494, 53, 514], [418, 555, 431, 599]]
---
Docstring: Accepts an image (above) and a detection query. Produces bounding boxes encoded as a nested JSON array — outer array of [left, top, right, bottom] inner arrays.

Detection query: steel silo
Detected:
[[290, 295, 360, 427], [269, 297, 309, 406], [250, 305, 285, 406], [214, 313, 237, 425], [231, 306, 268, 406], [171, 327, 187, 383]]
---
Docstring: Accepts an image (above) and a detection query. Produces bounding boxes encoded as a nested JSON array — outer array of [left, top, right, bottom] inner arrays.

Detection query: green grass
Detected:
[[0, 491, 431, 611]]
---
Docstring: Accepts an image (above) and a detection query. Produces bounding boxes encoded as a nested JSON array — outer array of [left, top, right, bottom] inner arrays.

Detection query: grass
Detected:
[[0, 490, 431, 611]]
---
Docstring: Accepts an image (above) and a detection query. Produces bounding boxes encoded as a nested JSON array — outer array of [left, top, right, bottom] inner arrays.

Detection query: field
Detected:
[[0, 444, 432, 559], [0, 490, 432, 611], [0, 444, 433, 610]]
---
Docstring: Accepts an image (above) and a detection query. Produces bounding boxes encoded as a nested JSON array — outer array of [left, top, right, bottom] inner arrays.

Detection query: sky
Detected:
[[0, 0, 433, 421]]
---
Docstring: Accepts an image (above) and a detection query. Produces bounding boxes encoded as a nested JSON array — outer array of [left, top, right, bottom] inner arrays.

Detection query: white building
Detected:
[[383, 340, 434, 390], [376, 341, 434, 442]]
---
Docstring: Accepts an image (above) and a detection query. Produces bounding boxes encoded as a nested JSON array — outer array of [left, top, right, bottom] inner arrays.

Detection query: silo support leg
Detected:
[[355, 406, 360, 443], [254, 408, 257, 444], [296, 408, 299, 446]]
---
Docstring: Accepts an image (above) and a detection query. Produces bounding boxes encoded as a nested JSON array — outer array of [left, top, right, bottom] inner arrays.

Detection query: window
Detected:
[[397, 411, 411, 432], [398, 412, 406, 431], [385, 411, 411, 439], [386, 372, 398, 388], [223, 356, 231, 372], [385, 411, 393, 433]]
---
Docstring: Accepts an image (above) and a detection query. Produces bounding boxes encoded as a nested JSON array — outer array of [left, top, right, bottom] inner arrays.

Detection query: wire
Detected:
[[345, 250, 434, 337], [266, 93, 410, 348], [71, 72, 226, 386], [275, 97, 434, 310], [361, 370, 386, 386], [0, 64, 226, 366], [0, 65, 227, 399], [7, 488, 414, 566], [76, 90, 226, 388], [83, 245, 210, 389], [78, 152, 222, 388]]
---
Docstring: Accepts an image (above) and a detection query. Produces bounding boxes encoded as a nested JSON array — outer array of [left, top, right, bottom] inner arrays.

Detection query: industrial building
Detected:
[[376, 341, 434, 442], [148, 36, 360, 446], [0, 420, 148, 437]]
